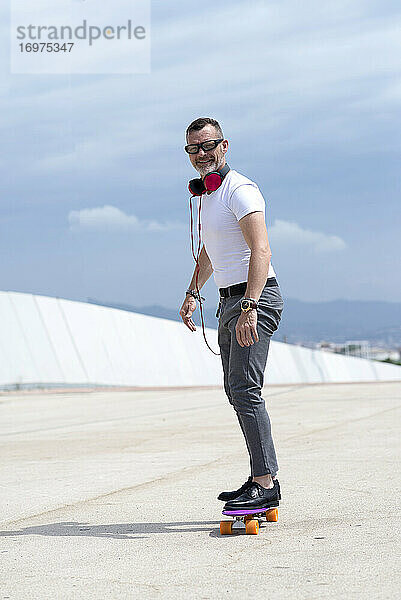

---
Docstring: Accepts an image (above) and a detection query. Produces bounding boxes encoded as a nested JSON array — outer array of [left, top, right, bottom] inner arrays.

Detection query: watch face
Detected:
[[241, 299, 251, 311]]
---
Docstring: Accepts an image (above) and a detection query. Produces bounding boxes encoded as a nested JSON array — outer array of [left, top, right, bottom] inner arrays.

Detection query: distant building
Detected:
[[316, 340, 400, 362], [367, 348, 401, 362]]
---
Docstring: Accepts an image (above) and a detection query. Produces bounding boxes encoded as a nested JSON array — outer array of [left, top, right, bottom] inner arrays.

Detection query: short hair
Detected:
[[186, 117, 224, 141]]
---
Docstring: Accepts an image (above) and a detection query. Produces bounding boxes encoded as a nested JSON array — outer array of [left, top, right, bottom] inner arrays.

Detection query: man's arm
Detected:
[[180, 244, 213, 332], [187, 244, 214, 291], [239, 211, 272, 302]]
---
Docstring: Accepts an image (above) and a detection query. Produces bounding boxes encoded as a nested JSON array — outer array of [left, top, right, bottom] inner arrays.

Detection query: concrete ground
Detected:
[[0, 381, 400, 599]]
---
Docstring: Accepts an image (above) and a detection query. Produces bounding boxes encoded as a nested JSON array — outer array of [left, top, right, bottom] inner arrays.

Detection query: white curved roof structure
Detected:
[[1, 291, 400, 390]]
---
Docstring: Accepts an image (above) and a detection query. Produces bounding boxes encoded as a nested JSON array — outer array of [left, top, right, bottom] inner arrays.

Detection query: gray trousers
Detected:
[[217, 281, 284, 477]]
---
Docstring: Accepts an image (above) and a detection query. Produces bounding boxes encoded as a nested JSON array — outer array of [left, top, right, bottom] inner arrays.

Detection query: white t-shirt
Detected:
[[199, 168, 276, 289]]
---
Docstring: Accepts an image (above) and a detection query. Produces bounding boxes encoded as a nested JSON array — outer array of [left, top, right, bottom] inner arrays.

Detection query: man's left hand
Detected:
[[235, 309, 259, 347]]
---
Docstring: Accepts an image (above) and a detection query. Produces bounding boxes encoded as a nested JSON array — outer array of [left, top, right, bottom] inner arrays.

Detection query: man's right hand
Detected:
[[179, 295, 197, 332]]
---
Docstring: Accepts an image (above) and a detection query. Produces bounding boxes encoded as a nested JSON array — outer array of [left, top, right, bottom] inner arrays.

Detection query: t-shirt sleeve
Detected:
[[228, 184, 266, 221]]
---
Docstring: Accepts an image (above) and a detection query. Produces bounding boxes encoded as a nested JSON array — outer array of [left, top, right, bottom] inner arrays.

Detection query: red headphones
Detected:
[[188, 164, 230, 196]]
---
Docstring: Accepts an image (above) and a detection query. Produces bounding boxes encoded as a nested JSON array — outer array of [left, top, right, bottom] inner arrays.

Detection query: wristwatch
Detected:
[[240, 297, 258, 312]]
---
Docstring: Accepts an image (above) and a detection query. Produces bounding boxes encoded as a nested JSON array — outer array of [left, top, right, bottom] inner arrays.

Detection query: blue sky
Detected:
[[1, 0, 400, 309]]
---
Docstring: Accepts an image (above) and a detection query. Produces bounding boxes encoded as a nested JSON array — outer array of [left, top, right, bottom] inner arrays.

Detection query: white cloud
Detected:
[[68, 205, 185, 232], [269, 219, 347, 252]]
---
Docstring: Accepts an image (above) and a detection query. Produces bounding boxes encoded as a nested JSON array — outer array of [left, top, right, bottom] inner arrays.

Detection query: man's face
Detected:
[[186, 124, 228, 177]]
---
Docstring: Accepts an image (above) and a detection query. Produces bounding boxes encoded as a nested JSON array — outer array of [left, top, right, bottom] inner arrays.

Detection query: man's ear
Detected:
[[222, 139, 229, 154]]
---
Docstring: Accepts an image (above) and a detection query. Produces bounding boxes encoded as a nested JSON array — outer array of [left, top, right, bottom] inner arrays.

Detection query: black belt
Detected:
[[219, 277, 278, 298]]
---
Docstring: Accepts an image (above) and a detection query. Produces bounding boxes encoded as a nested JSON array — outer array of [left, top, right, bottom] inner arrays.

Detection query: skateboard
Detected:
[[220, 505, 279, 535]]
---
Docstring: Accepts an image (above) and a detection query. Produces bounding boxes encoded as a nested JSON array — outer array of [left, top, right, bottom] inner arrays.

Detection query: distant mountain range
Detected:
[[87, 297, 401, 348]]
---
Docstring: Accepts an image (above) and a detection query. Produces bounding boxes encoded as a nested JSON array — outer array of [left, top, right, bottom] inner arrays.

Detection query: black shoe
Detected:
[[274, 478, 281, 500], [224, 479, 280, 510], [217, 476, 253, 502]]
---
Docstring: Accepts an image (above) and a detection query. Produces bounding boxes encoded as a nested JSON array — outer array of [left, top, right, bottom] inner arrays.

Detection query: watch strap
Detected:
[[186, 289, 205, 302]]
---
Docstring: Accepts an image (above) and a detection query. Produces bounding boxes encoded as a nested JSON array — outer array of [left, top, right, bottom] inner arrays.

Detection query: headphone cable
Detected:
[[189, 194, 220, 356]]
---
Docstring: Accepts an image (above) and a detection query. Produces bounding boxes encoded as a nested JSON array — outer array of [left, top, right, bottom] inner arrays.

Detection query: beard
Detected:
[[194, 147, 224, 177], [195, 157, 218, 177]]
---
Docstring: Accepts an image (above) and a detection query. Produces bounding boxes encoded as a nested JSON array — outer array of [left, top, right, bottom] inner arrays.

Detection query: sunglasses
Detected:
[[184, 138, 224, 155]]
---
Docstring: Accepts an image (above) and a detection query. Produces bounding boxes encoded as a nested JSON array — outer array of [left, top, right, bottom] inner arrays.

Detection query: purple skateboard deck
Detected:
[[223, 505, 278, 517]]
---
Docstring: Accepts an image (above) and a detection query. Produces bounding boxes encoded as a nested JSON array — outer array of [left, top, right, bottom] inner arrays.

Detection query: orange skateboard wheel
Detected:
[[265, 508, 278, 522], [245, 519, 259, 535], [220, 520, 233, 535]]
